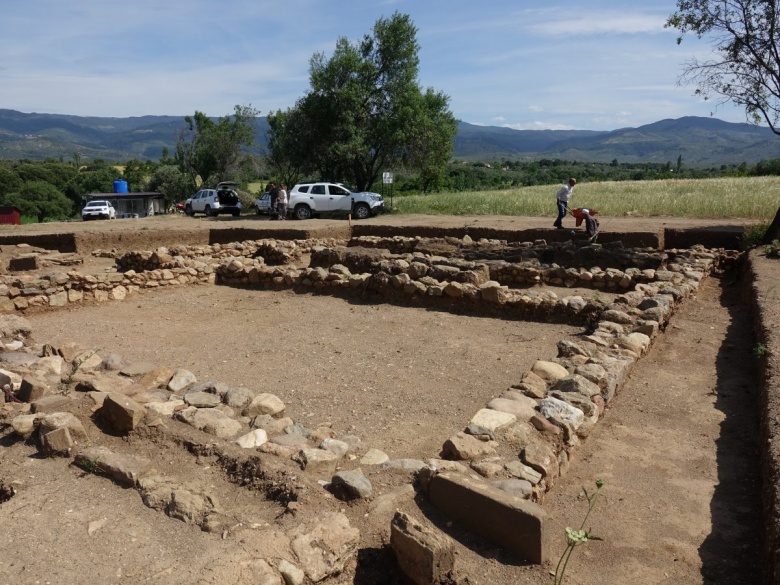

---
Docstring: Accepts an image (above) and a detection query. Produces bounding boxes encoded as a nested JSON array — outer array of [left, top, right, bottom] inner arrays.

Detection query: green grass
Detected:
[[392, 177, 780, 219]]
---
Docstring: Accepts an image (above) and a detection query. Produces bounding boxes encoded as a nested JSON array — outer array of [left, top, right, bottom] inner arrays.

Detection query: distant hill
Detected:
[[1, 108, 778, 166]]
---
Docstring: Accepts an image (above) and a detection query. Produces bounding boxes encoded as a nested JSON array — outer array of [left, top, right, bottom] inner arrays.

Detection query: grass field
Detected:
[[391, 177, 780, 219]]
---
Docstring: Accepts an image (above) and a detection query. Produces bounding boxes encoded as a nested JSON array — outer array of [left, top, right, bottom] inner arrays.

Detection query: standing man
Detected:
[[277, 184, 288, 220], [553, 178, 576, 229], [267, 182, 278, 220]]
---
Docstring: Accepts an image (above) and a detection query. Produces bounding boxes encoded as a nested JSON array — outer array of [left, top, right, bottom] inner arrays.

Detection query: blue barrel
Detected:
[[113, 180, 128, 193]]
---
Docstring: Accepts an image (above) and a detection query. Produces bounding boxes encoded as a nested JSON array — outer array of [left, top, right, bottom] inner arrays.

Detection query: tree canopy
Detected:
[[268, 12, 457, 192], [667, 0, 780, 135], [176, 105, 259, 188], [1, 180, 73, 223]]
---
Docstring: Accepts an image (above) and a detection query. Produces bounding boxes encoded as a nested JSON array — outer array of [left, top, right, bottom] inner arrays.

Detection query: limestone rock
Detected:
[[531, 360, 569, 384], [441, 432, 497, 461], [183, 390, 221, 408], [391, 511, 454, 585], [245, 393, 286, 417], [101, 393, 145, 433], [539, 396, 585, 429], [17, 377, 49, 402], [551, 374, 601, 398], [289, 512, 360, 583], [138, 366, 174, 390], [469, 408, 516, 433], [11, 413, 42, 438], [505, 460, 543, 485], [167, 369, 197, 393], [360, 448, 389, 466], [75, 446, 152, 487], [30, 394, 70, 414], [294, 448, 340, 473], [178, 407, 242, 439], [521, 441, 559, 479], [39, 412, 87, 442], [487, 396, 537, 421], [331, 469, 373, 500], [41, 427, 73, 457], [235, 429, 268, 449]]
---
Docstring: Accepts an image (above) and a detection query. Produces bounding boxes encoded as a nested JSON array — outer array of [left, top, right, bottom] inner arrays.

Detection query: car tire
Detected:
[[256, 206, 263, 216], [294, 204, 312, 220], [353, 203, 371, 220], [185, 205, 193, 216], [205, 206, 214, 217]]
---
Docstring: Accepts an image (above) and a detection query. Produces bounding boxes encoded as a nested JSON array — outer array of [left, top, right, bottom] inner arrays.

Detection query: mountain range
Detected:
[[1, 108, 779, 166]]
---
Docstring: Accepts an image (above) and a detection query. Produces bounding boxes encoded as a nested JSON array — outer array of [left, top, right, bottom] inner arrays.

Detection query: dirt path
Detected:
[[540, 275, 762, 585]]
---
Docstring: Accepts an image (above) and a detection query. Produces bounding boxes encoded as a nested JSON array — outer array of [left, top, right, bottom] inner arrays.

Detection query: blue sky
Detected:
[[0, 0, 750, 131]]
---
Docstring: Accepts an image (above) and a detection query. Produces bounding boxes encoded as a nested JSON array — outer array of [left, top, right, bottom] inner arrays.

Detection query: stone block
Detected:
[[41, 427, 73, 457], [101, 393, 145, 433], [17, 376, 49, 402], [425, 471, 549, 564], [75, 446, 152, 487], [391, 511, 455, 585], [30, 394, 70, 413]]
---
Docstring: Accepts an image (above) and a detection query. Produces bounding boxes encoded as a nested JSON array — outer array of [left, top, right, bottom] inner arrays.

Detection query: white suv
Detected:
[[288, 182, 383, 220], [185, 182, 242, 217], [82, 200, 116, 221]]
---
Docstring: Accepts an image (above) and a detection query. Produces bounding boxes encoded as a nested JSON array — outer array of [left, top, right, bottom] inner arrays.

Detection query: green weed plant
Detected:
[[554, 479, 604, 585]]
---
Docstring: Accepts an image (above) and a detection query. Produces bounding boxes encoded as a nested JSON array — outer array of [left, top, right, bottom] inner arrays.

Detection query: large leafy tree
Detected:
[[2, 180, 73, 223], [266, 107, 313, 188], [271, 12, 457, 192], [176, 105, 259, 188], [147, 165, 192, 205], [667, 0, 780, 135]]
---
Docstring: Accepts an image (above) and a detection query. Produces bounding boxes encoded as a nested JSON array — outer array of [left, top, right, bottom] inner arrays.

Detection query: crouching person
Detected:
[[582, 208, 599, 240]]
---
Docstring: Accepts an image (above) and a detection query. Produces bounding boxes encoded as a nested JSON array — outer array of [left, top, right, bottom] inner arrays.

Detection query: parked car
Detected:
[[288, 182, 383, 220], [254, 192, 273, 215], [185, 182, 242, 217], [82, 200, 116, 220]]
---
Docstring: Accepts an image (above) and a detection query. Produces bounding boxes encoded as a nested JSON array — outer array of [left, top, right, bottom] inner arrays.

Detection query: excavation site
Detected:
[[0, 214, 777, 585]]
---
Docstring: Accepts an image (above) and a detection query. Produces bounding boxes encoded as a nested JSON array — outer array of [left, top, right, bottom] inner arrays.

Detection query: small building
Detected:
[[84, 192, 166, 218], [0, 207, 21, 225]]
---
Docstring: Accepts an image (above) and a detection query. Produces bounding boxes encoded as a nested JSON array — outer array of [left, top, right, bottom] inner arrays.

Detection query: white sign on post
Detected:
[[382, 172, 394, 184]]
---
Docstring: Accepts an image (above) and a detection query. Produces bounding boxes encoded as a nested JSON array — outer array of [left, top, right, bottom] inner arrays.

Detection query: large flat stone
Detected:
[[425, 471, 548, 564]]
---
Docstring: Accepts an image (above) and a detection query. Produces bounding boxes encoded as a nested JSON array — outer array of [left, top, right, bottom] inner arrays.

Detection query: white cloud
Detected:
[[504, 121, 578, 131], [529, 13, 669, 36]]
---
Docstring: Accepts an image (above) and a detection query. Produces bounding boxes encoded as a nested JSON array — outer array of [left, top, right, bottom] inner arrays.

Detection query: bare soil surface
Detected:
[[0, 214, 765, 584]]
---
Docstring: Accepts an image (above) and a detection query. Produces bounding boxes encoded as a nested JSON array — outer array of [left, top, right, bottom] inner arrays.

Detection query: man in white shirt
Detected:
[[553, 178, 576, 229]]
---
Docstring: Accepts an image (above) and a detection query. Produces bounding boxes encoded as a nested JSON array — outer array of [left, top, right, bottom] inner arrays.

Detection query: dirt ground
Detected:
[[0, 214, 765, 584]]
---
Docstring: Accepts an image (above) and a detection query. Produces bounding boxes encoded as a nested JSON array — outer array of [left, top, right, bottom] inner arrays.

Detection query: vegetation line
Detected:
[[391, 177, 780, 219]]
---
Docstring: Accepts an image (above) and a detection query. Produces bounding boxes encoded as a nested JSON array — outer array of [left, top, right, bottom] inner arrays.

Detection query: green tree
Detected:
[[2, 180, 73, 223], [123, 159, 152, 192], [273, 12, 456, 192], [667, 0, 780, 135], [176, 105, 259, 187], [148, 165, 192, 204], [404, 89, 458, 192], [0, 164, 22, 199], [266, 107, 312, 187]]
